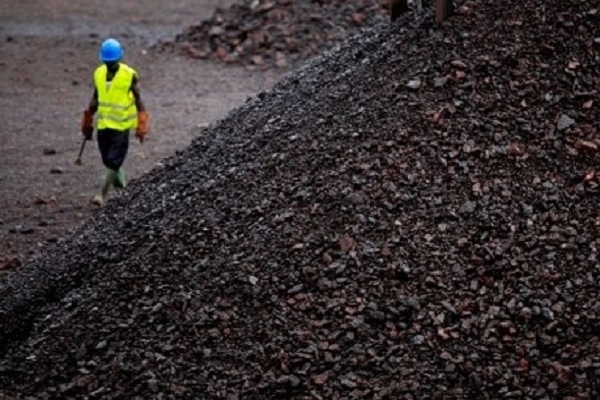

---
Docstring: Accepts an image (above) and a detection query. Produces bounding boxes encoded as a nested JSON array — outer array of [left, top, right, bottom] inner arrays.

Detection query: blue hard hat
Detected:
[[99, 38, 123, 62]]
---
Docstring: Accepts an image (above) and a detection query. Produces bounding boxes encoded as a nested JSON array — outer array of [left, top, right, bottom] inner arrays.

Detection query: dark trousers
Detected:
[[97, 128, 129, 171]]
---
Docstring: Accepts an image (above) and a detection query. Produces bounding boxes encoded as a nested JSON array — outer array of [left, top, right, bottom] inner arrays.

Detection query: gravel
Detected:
[[1, 0, 599, 398]]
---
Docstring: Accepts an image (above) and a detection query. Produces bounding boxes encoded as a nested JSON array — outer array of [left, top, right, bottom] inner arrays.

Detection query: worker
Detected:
[[80, 38, 149, 207]]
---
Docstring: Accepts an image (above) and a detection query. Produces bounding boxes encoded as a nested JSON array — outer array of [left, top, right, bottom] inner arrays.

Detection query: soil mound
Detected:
[[1, 0, 599, 398]]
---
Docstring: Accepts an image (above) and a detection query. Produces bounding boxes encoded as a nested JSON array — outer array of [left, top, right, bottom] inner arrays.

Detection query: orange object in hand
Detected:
[[136, 111, 149, 142], [81, 110, 94, 139]]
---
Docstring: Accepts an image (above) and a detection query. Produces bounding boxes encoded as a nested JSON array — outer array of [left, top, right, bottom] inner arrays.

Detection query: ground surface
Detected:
[[0, 0, 282, 270]]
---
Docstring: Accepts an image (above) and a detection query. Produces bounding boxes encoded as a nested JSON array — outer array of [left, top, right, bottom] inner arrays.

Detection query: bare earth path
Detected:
[[0, 0, 282, 269]]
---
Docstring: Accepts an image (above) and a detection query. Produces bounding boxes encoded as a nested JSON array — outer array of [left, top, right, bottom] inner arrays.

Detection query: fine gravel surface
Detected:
[[1, 0, 600, 398], [170, 0, 389, 68]]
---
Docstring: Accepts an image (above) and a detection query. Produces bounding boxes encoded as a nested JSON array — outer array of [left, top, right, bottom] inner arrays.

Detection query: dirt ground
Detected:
[[0, 0, 283, 271]]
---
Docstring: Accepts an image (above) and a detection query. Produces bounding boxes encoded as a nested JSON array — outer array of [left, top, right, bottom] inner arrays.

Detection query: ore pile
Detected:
[[1, 0, 600, 398], [172, 0, 388, 68]]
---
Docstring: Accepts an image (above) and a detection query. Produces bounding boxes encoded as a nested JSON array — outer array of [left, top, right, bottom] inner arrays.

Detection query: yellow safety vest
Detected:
[[94, 63, 138, 131]]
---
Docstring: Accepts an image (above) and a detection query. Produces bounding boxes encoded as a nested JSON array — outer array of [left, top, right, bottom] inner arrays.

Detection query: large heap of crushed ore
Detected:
[[1, 0, 599, 398]]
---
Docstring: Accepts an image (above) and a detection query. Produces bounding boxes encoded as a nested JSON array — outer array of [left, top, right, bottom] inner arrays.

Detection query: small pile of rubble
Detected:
[[172, 0, 389, 68]]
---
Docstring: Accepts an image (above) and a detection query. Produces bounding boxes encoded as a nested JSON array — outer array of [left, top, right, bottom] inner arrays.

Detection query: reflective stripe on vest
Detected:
[[98, 101, 135, 110], [94, 63, 138, 131], [96, 112, 138, 123]]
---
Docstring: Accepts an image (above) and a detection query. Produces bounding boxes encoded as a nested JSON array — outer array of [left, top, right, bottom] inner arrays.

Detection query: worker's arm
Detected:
[[87, 89, 98, 113], [81, 89, 97, 139], [132, 75, 149, 142], [131, 76, 145, 112]]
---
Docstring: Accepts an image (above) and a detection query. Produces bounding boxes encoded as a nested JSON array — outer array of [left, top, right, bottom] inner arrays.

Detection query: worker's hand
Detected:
[[136, 111, 149, 143], [81, 110, 94, 140]]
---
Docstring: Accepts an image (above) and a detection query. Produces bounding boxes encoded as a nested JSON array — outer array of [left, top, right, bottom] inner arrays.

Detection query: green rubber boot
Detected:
[[92, 169, 117, 207], [113, 168, 128, 190]]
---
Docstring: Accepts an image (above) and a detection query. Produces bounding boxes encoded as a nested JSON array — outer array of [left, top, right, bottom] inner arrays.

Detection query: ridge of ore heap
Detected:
[[1, 0, 599, 398], [172, 0, 388, 68]]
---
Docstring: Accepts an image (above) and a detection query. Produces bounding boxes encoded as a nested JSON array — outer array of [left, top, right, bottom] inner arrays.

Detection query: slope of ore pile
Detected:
[[172, 0, 388, 68], [2, 0, 600, 398]]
